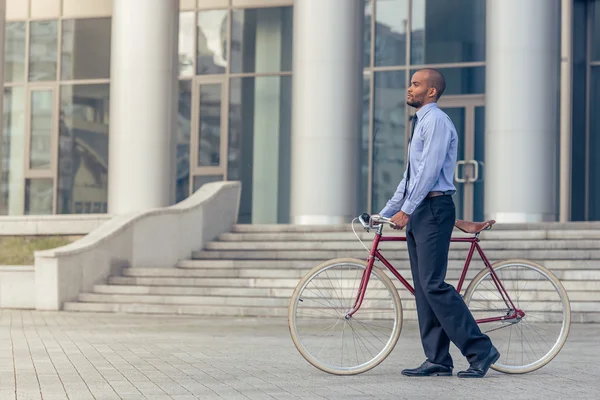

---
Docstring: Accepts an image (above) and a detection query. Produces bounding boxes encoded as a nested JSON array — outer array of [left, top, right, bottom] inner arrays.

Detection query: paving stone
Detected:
[[0, 310, 595, 399]]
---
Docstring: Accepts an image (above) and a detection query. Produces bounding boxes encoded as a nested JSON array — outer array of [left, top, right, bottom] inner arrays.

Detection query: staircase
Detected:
[[63, 223, 600, 322]]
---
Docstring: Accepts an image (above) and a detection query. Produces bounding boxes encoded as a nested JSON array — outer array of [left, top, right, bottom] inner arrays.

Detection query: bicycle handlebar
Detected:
[[358, 213, 398, 231]]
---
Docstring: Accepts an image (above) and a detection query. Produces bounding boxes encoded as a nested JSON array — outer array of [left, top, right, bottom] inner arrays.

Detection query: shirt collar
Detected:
[[415, 102, 439, 121]]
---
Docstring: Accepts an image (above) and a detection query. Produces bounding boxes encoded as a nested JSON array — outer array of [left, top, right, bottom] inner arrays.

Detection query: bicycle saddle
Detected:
[[454, 219, 496, 234]]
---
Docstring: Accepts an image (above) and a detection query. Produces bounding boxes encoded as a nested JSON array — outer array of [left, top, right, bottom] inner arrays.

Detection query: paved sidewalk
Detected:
[[0, 310, 596, 399]]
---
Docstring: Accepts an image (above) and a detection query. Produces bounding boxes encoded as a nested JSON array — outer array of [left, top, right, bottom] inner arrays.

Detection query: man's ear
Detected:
[[428, 87, 437, 99]]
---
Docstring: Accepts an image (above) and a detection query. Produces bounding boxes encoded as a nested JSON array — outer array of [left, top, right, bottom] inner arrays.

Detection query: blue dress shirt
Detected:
[[380, 102, 458, 217]]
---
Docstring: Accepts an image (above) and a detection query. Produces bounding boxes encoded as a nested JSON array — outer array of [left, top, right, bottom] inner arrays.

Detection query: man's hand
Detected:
[[390, 211, 410, 230]]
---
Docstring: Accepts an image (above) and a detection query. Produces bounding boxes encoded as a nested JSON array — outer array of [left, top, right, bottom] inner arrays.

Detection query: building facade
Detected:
[[0, 0, 599, 224]]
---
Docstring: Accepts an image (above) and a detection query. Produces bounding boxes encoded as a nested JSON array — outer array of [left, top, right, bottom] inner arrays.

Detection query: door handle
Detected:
[[467, 160, 479, 183], [455, 160, 466, 183]]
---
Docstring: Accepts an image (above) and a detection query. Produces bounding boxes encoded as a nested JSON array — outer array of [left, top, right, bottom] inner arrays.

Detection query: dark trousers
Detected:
[[406, 195, 492, 367]]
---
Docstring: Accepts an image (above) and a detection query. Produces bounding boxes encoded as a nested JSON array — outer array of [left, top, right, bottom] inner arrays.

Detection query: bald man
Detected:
[[377, 68, 499, 378]]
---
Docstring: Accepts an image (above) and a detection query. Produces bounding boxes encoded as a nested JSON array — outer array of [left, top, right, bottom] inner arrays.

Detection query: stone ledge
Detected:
[[0, 215, 111, 236], [33, 181, 242, 311]]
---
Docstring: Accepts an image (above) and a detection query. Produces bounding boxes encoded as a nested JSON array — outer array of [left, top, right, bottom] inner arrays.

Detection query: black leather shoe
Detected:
[[401, 360, 453, 377], [457, 346, 500, 378]]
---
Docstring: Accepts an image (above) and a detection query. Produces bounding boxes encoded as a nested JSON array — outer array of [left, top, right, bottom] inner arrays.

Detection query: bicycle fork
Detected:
[[346, 234, 381, 319]]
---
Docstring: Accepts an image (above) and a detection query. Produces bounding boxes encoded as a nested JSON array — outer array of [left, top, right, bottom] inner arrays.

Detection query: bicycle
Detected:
[[288, 214, 571, 376]]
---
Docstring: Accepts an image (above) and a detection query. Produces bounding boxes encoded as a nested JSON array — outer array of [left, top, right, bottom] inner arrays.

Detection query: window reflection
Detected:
[[360, 73, 371, 213], [61, 18, 111, 80], [593, 0, 600, 61], [58, 84, 109, 214], [372, 70, 406, 213], [179, 12, 195, 76], [25, 179, 53, 215], [4, 22, 26, 83], [198, 84, 222, 167], [193, 175, 224, 191], [589, 67, 600, 219], [29, 90, 53, 170], [29, 21, 58, 81], [231, 7, 293, 73], [197, 10, 228, 74], [374, 0, 409, 67], [411, 0, 485, 64], [1, 87, 26, 215], [363, 0, 372, 67], [176, 80, 192, 203], [228, 76, 292, 224]]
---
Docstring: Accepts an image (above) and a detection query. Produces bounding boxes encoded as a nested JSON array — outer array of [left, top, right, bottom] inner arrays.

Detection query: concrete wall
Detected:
[[0, 266, 35, 309], [34, 181, 241, 310]]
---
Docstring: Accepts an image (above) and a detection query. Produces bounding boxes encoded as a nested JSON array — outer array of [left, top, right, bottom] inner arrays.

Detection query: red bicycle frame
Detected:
[[347, 230, 524, 324]]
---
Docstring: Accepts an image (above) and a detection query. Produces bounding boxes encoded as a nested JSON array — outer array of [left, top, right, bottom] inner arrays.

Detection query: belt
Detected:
[[426, 190, 455, 198]]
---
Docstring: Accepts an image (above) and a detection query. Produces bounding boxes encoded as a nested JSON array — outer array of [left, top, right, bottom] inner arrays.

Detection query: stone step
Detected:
[[62, 302, 600, 322], [76, 293, 592, 312], [204, 239, 600, 251], [219, 230, 600, 241], [121, 267, 600, 281], [176, 259, 600, 271], [107, 275, 600, 292], [231, 222, 600, 233], [91, 284, 600, 302], [192, 249, 600, 260]]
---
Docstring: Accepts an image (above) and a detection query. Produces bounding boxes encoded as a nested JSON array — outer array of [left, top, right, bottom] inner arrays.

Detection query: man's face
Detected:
[[407, 71, 432, 109]]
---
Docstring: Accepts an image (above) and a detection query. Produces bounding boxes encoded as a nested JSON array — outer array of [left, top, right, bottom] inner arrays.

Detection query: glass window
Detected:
[[231, 7, 293, 73], [589, 67, 600, 219], [25, 179, 53, 215], [4, 22, 26, 83], [228, 76, 292, 224], [198, 83, 222, 167], [571, 0, 589, 220], [409, 67, 484, 95], [29, 21, 58, 81], [61, 18, 111, 81], [372, 70, 406, 213], [360, 73, 371, 214], [58, 84, 109, 214], [374, 0, 409, 67], [592, 0, 600, 61], [176, 80, 192, 203], [364, 1, 372, 67], [197, 10, 228, 74], [193, 175, 224, 191], [179, 12, 195, 77], [1, 87, 26, 215], [411, 0, 485, 65], [29, 90, 53, 170]]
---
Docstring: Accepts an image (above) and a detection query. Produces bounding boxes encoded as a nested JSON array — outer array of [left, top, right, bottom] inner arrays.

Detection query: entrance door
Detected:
[[438, 95, 485, 221]]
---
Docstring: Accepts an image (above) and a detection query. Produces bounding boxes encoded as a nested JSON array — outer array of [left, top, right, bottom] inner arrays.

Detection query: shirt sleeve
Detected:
[[400, 116, 452, 215], [379, 169, 408, 218]]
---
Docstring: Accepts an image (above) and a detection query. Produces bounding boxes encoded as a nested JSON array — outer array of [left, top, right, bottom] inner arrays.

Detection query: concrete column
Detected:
[[485, 0, 559, 222], [290, 0, 363, 224], [108, 0, 179, 214]]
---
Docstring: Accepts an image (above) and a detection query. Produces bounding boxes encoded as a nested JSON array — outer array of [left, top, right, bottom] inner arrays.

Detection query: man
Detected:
[[377, 68, 499, 378]]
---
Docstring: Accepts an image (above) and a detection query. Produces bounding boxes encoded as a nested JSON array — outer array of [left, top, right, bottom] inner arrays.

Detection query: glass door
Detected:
[[190, 77, 228, 194], [439, 95, 485, 221]]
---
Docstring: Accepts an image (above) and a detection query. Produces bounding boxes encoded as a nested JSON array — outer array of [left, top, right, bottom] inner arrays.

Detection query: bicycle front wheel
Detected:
[[464, 259, 571, 374], [288, 258, 403, 375]]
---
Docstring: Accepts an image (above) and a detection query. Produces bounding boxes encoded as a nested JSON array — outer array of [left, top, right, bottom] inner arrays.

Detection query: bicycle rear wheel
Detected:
[[464, 259, 571, 374], [288, 257, 402, 375]]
